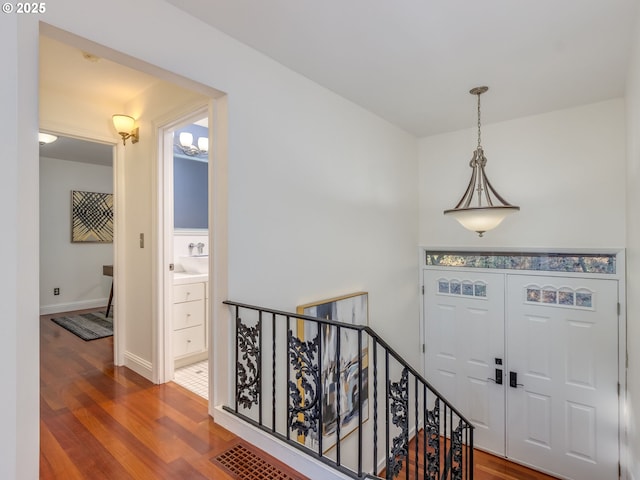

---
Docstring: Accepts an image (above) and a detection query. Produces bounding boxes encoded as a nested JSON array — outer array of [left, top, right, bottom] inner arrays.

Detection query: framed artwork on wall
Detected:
[[71, 190, 114, 243], [296, 291, 369, 452]]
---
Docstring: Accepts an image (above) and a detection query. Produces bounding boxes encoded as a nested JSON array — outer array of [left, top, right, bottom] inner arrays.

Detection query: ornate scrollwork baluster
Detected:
[[387, 367, 409, 478], [425, 398, 440, 480], [451, 421, 464, 480], [236, 318, 261, 409], [288, 329, 320, 440]]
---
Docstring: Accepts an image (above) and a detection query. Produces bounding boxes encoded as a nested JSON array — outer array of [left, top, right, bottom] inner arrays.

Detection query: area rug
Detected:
[[51, 311, 113, 341]]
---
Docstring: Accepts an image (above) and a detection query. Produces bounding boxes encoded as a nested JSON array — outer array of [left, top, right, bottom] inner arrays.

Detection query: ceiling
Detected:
[[40, 36, 160, 109], [164, 0, 639, 136], [39, 36, 161, 165], [39, 135, 113, 166]]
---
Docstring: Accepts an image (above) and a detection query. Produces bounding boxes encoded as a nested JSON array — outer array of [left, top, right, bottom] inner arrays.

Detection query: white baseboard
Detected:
[[40, 298, 108, 316], [123, 351, 153, 382], [213, 406, 352, 480]]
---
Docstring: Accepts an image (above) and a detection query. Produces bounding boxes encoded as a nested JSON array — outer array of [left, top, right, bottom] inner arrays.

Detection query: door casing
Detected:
[[419, 248, 627, 479]]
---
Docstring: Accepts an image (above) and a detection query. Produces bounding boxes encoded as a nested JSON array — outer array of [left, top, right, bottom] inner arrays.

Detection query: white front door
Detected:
[[423, 268, 620, 479], [423, 269, 506, 455], [506, 275, 619, 480]]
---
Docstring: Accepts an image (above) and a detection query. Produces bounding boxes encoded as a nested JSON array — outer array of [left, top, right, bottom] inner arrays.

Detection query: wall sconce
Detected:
[[112, 114, 139, 145], [176, 131, 208, 156]]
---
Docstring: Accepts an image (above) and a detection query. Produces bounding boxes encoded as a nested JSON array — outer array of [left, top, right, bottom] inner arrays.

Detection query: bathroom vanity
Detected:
[[172, 273, 208, 367]]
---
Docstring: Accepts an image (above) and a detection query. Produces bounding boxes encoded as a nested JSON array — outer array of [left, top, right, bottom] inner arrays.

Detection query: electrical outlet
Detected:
[[53, 288, 60, 295]]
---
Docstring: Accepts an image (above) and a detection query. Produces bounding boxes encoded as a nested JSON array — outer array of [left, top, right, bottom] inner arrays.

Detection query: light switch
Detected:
[[140, 233, 144, 248]]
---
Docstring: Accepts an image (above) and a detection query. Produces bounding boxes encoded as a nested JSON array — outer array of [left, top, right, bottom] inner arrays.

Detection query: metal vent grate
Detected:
[[212, 443, 300, 480]]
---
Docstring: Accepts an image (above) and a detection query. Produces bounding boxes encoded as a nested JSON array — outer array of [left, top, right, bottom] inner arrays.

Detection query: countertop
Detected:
[[173, 272, 208, 285]]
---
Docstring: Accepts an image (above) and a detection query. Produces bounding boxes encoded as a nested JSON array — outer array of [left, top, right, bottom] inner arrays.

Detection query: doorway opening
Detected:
[[39, 134, 116, 327], [39, 25, 228, 419], [421, 249, 625, 480], [158, 109, 211, 398]]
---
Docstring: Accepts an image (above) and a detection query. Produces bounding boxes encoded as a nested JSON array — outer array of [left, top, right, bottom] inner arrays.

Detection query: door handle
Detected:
[[487, 368, 503, 385], [510, 371, 524, 388]]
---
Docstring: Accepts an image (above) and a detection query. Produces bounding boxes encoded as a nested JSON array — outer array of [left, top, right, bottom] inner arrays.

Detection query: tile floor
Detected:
[[173, 360, 209, 399]]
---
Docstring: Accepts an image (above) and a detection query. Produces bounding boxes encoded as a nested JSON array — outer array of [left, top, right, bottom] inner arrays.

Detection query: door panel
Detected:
[[506, 275, 618, 480], [424, 269, 505, 455]]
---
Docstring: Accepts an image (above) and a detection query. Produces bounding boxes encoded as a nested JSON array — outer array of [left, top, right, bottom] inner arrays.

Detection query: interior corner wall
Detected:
[[418, 98, 626, 249], [2, 14, 39, 480], [625, 8, 640, 478], [39, 157, 113, 315]]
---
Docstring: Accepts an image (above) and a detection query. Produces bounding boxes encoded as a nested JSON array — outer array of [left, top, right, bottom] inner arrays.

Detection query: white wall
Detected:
[[174, 233, 208, 272], [625, 7, 640, 478], [5, 2, 636, 479], [39, 157, 113, 314], [37, 0, 420, 373], [1, 13, 40, 480], [419, 99, 626, 249]]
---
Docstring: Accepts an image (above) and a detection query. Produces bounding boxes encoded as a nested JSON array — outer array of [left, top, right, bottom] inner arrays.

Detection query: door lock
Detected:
[[509, 371, 524, 388], [487, 368, 503, 384]]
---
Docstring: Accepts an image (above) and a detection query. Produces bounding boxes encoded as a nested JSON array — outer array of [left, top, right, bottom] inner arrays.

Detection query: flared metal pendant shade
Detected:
[[444, 87, 519, 237]]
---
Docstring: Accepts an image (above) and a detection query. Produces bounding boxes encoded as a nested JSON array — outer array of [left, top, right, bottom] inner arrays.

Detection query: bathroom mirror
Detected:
[[173, 122, 208, 230]]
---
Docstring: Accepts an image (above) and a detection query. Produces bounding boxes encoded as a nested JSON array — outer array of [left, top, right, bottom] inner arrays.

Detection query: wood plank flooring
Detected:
[[378, 430, 560, 480], [41, 309, 559, 479], [40, 310, 306, 479]]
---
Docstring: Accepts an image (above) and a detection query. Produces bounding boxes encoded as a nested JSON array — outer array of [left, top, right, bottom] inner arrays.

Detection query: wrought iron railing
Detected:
[[223, 301, 474, 480]]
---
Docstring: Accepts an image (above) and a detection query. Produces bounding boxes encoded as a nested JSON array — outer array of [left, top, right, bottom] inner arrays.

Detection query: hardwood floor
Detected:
[[379, 429, 560, 480], [40, 309, 559, 479], [40, 310, 306, 479]]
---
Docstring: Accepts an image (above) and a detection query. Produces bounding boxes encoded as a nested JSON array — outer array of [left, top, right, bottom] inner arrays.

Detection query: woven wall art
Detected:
[[71, 190, 113, 243]]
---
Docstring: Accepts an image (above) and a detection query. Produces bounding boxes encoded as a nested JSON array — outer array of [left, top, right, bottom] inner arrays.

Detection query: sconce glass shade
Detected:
[[197, 137, 209, 152], [112, 114, 135, 134], [179, 132, 193, 147], [112, 114, 139, 145]]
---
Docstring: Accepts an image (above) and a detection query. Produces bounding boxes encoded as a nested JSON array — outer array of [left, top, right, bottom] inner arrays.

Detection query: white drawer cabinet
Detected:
[[173, 281, 207, 365], [173, 325, 205, 358], [173, 299, 204, 330], [174, 283, 204, 303]]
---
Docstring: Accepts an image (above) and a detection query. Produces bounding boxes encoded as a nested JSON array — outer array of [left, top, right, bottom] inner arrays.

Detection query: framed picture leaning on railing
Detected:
[[297, 292, 369, 453]]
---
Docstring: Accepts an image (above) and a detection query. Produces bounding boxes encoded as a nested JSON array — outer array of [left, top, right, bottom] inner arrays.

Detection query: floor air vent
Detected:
[[212, 443, 304, 480]]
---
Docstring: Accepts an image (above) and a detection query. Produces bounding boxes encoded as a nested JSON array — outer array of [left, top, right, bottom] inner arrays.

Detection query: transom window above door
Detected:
[[425, 251, 616, 274]]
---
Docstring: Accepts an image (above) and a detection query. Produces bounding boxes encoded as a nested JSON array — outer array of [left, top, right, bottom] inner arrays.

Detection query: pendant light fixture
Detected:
[[443, 86, 519, 237]]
